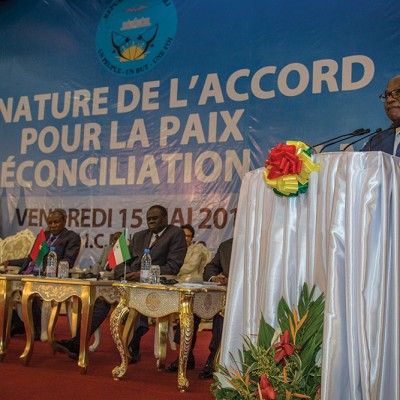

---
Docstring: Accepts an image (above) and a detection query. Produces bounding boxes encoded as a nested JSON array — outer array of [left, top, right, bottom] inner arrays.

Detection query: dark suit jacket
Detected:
[[114, 224, 187, 280], [360, 127, 395, 153], [8, 228, 81, 273], [203, 238, 233, 281]]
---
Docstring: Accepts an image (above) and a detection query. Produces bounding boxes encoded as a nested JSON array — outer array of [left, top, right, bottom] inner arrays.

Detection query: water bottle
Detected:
[[46, 246, 58, 277], [140, 248, 151, 283]]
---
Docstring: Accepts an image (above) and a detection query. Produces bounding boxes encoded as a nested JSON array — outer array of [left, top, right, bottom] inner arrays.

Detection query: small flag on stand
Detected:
[[108, 231, 130, 268], [29, 228, 49, 266]]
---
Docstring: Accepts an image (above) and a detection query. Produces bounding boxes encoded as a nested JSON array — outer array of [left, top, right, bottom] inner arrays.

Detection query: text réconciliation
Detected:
[[1, 149, 251, 188]]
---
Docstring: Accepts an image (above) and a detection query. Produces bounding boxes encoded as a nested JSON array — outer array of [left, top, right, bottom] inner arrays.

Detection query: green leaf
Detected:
[[277, 297, 293, 334], [257, 313, 275, 348]]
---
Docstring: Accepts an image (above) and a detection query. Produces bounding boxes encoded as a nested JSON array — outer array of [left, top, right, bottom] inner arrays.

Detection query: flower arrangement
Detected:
[[263, 141, 319, 197], [211, 283, 325, 400]]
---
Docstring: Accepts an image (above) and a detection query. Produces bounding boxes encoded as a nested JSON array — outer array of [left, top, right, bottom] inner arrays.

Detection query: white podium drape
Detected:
[[221, 151, 400, 400]]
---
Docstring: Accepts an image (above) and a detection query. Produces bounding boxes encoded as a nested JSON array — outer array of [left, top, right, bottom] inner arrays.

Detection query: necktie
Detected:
[[396, 142, 400, 157], [394, 129, 400, 156], [47, 235, 56, 246], [150, 234, 159, 247]]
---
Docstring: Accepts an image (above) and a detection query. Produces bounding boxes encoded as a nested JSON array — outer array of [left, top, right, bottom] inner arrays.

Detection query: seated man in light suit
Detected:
[[361, 74, 400, 153], [114, 205, 187, 363], [53, 205, 187, 362], [0, 208, 81, 340]]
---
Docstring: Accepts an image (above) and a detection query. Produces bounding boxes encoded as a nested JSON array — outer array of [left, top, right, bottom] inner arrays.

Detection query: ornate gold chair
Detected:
[[0, 229, 35, 306], [1, 228, 36, 311], [0, 229, 36, 273]]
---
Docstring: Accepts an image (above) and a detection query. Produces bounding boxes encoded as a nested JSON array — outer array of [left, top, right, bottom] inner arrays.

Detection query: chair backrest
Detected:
[[0, 229, 35, 263], [0, 237, 3, 263], [73, 237, 86, 268]]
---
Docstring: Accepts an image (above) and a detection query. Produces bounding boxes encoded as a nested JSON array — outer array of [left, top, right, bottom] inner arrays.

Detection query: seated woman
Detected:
[[177, 225, 211, 283]]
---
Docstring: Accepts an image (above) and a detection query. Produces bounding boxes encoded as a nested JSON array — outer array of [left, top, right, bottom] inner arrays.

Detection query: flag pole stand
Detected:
[[121, 261, 127, 283]]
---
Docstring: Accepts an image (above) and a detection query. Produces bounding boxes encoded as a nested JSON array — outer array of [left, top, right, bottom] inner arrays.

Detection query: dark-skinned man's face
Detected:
[[146, 208, 167, 234], [47, 212, 66, 235], [384, 75, 400, 123]]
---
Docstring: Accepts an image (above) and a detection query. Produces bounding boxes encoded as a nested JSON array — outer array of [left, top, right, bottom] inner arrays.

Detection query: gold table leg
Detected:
[[111, 292, 134, 380], [0, 281, 13, 361], [19, 283, 35, 366], [156, 316, 169, 370], [48, 301, 62, 354], [178, 292, 195, 392], [70, 297, 81, 336], [78, 286, 95, 374]]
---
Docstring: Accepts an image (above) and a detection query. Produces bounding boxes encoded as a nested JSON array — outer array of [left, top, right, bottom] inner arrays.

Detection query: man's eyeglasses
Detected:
[[379, 87, 400, 103]]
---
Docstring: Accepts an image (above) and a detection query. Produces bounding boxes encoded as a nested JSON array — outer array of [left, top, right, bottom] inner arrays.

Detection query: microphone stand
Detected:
[[310, 128, 365, 151], [311, 128, 367, 149], [319, 128, 370, 153], [121, 261, 127, 283], [341, 129, 382, 151]]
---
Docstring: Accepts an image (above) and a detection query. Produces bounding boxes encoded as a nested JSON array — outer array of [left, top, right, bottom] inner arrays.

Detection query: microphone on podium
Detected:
[[314, 128, 370, 153], [311, 128, 366, 149], [341, 128, 383, 151]]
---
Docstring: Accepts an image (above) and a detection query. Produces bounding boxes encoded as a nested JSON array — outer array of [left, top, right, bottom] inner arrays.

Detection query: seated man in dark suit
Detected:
[[53, 205, 187, 361], [199, 237, 232, 379], [114, 205, 187, 362], [0, 208, 81, 340], [361, 74, 400, 153]]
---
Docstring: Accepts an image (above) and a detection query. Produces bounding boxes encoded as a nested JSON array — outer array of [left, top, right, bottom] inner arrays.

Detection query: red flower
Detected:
[[274, 329, 299, 364], [254, 374, 277, 400], [265, 143, 303, 180]]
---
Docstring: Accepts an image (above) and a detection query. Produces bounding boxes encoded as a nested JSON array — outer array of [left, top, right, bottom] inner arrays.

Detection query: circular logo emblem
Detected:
[[96, 0, 177, 77], [146, 292, 162, 311]]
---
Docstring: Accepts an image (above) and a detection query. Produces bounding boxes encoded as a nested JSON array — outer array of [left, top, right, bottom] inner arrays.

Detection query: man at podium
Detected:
[[362, 74, 400, 153]]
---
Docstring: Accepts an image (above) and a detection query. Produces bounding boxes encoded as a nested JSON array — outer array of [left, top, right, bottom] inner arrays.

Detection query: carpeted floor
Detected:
[[0, 314, 216, 399]]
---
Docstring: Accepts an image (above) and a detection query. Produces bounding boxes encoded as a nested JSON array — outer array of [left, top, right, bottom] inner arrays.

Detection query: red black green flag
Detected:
[[29, 228, 49, 266]]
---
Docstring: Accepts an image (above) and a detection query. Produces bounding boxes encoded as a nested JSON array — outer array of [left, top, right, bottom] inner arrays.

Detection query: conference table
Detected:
[[19, 276, 119, 373], [110, 282, 226, 392], [0, 274, 24, 361]]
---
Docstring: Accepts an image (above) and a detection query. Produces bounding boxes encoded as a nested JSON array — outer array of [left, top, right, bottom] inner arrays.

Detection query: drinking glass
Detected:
[[150, 265, 160, 284], [57, 261, 70, 279]]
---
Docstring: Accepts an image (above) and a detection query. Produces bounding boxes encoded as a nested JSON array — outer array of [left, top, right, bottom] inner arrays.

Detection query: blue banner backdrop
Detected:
[[1, 0, 399, 266]]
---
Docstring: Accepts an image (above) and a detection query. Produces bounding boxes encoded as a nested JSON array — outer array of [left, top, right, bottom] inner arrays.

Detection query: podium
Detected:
[[221, 151, 400, 400]]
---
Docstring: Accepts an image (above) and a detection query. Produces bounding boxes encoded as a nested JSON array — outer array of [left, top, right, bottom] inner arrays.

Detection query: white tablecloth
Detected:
[[221, 151, 400, 400]]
